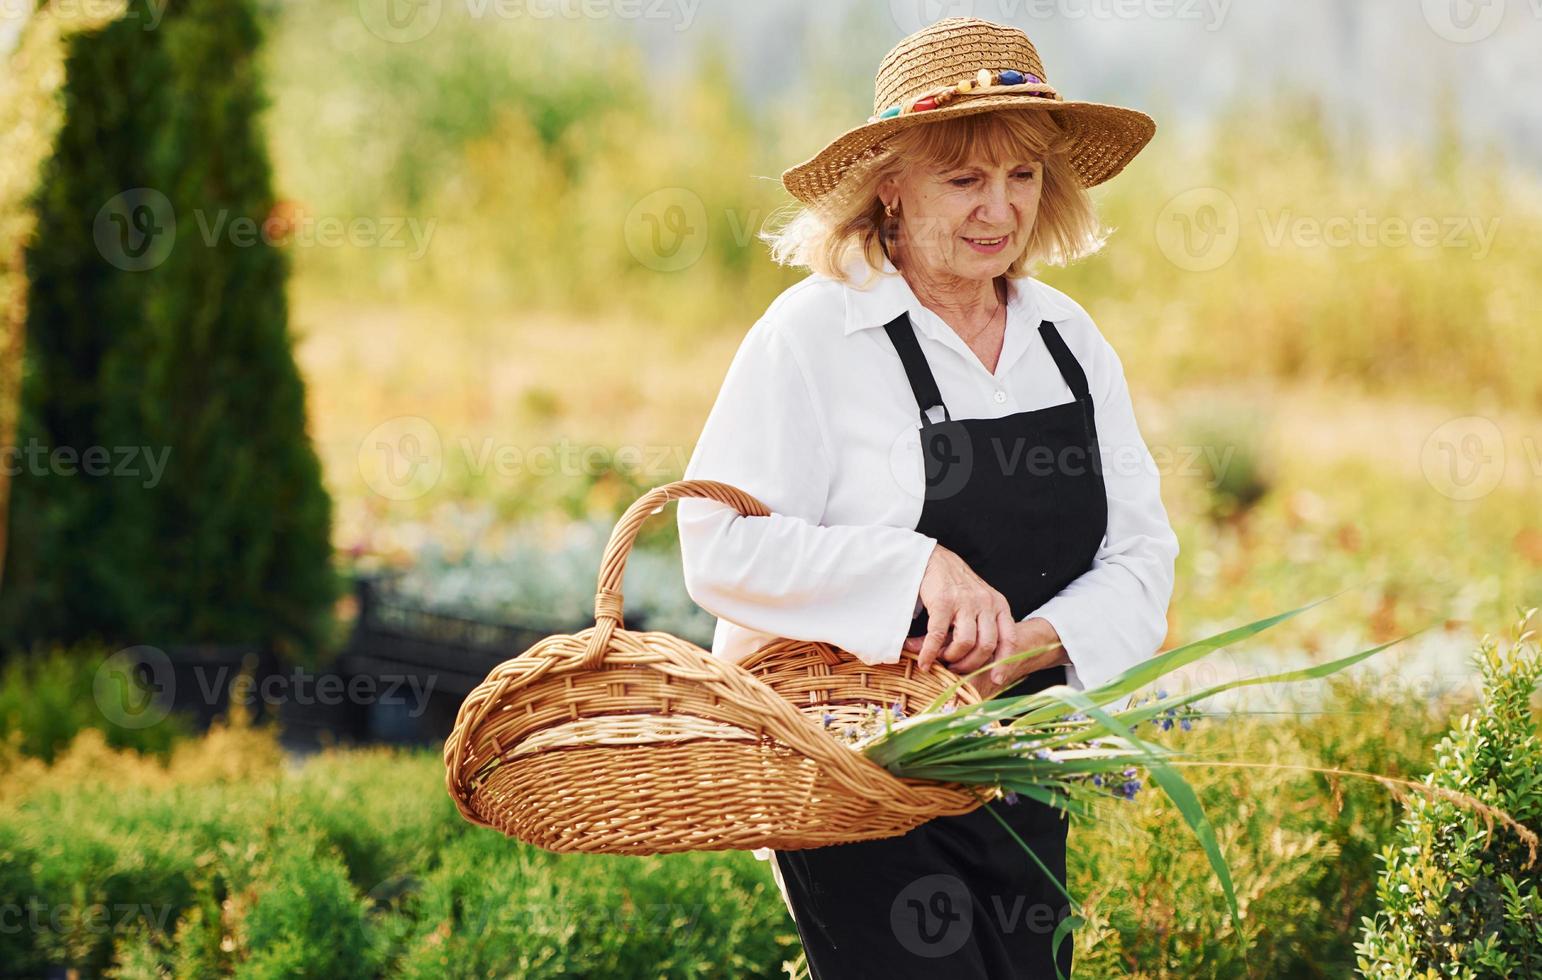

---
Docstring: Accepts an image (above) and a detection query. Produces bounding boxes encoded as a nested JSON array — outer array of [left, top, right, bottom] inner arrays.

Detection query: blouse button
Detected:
[[993, 389, 1007, 404]]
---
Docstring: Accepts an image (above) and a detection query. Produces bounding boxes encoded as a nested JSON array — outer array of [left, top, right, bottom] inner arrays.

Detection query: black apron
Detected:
[[773, 308, 1109, 979]]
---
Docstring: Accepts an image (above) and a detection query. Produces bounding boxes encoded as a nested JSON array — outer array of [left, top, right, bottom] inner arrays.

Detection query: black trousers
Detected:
[[773, 670, 1075, 979]]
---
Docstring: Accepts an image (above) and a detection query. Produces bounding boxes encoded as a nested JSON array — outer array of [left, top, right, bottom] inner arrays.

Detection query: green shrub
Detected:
[[0, 1, 126, 577], [0, 641, 192, 762], [388, 830, 791, 979], [1173, 397, 1277, 524], [239, 835, 384, 980], [0, 670, 1514, 977], [1073, 673, 1453, 977], [0, 0, 340, 665], [4, 737, 792, 977], [1356, 612, 1542, 978]]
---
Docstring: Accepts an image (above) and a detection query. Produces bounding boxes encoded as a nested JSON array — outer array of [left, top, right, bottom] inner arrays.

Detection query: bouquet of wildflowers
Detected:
[[824, 596, 1539, 978]]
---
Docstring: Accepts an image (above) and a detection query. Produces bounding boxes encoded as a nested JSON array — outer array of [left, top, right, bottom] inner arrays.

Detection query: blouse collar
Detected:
[[839, 252, 1074, 378], [840, 252, 1070, 336]]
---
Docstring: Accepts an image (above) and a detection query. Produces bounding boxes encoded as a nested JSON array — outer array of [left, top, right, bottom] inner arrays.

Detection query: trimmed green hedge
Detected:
[[1, 741, 795, 978], [0, 672, 1468, 978]]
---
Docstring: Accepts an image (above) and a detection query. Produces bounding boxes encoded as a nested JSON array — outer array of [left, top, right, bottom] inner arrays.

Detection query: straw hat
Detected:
[[781, 17, 1155, 213]]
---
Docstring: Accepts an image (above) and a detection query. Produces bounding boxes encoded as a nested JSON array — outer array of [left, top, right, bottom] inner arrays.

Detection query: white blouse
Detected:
[[676, 252, 1178, 693]]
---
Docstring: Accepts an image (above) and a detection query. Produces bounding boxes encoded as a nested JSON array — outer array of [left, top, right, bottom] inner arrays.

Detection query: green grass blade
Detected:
[[1048, 592, 1344, 711]]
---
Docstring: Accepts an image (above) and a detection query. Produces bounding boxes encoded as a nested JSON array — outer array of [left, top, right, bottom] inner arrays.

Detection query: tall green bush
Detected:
[[0, 0, 127, 588], [1356, 611, 1542, 977], [0, 0, 339, 664]]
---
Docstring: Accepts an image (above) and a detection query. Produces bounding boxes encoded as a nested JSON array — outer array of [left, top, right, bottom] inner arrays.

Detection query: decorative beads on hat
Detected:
[[866, 68, 1058, 123]]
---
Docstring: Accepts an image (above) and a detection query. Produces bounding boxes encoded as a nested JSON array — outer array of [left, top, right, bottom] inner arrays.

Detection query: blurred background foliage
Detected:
[[258, 1, 1542, 405], [242, 0, 1542, 651]]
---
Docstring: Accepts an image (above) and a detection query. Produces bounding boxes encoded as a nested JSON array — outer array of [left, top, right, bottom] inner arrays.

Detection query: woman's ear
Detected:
[[876, 173, 900, 208]]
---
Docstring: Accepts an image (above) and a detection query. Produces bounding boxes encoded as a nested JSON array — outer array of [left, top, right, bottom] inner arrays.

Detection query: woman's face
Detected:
[[884, 152, 1042, 283]]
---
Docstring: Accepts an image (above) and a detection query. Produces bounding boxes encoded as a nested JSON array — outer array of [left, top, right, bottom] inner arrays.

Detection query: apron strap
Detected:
[[882, 311, 951, 423], [1037, 320, 1091, 401]]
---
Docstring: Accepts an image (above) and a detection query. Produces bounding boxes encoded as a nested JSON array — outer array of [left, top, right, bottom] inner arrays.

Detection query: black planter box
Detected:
[[150, 642, 278, 729], [334, 571, 648, 746], [272, 667, 370, 750]]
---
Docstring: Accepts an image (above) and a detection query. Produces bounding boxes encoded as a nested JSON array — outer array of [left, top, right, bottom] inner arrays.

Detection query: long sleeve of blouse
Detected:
[[676, 306, 939, 666]]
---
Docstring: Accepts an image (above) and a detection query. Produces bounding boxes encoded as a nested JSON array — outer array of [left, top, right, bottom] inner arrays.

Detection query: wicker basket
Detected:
[[443, 479, 987, 856]]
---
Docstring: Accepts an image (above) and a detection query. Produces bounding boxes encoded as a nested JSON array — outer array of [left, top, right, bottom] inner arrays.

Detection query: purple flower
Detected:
[[1123, 767, 1138, 778], [1004, 791, 1020, 806], [1091, 774, 1104, 787], [822, 712, 835, 729], [1120, 779, 1142, 799], [1159, 717, 1173, 731], [891, 701, 906, 720], [1180, 717, 1193, 731], [1033, 748, 1054, 760]]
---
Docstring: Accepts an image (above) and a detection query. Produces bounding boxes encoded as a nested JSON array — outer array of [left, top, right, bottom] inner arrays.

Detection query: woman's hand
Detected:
[[900, 543, 1071, 696], [972, 617, 1068, 699], [901, 544, 1017, 677]]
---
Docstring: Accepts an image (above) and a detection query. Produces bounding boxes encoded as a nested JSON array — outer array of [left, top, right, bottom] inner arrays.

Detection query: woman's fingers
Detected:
[[917, 603, 1018, 678], [952, 646, 994, 675], [989, 610, 1020, 684], [916, 600, 955, 671], [941, 614, 977, 666], [951, 610, 998, 675]]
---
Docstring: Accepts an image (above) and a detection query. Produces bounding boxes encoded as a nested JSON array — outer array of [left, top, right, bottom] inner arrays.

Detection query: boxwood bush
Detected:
[[1356, 612, 1542, 978]]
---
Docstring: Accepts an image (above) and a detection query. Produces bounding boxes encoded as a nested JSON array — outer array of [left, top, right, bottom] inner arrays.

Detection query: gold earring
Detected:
[[884, 200, 899, 218]]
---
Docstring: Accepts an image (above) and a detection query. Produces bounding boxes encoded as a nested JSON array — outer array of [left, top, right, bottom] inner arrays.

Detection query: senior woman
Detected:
[[676, 17, 1177, 979]]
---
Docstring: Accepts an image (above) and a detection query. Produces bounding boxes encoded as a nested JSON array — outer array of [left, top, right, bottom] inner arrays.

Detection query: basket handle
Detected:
[[581, 479, 769, 669]]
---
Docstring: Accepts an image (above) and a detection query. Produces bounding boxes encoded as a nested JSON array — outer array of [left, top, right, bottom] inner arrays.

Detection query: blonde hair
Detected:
[[762, 108, 1107, 286]]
